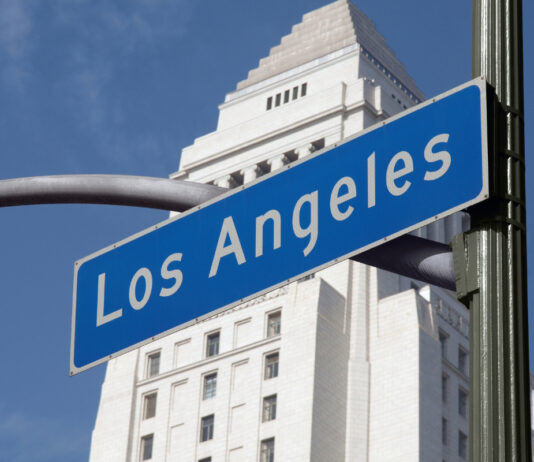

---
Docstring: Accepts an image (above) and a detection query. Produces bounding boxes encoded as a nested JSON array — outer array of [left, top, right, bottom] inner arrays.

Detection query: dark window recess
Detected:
[[200, 415, 214, 442], [311, 139, 325, 152], [283, 150, 298, 162], [439, 330, 448, 358], [458, 388, 468, 417], [265, 352, 279, 379], [260, 438, 275, 462], [143, 393, 157, 419], [458, 347, 468, 374], [459, 431, 468, 459], [267, 312, 281, 337], [262, 394, 277, 422], [203, 373, 217, 400], [141, 434, 154, 460], [206, 332, 220, 358], [267, 83, 307, 111], [147, 352, 160, 378]]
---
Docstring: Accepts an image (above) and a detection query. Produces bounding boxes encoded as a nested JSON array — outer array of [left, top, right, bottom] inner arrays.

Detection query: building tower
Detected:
[[90, 1, 470, 461]]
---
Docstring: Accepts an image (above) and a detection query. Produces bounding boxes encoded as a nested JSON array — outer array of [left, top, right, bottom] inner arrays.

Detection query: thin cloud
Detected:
[[0, 0, 33, 88], [54, 0, 192, 51], [1, 0, 195, 173], [53, 0, 195, 172], [0, 0, 31, 57], [0, 407, 88, 462]]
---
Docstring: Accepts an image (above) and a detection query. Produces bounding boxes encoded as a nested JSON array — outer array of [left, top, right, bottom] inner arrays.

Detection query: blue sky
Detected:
[[0, 1, 532, 460]]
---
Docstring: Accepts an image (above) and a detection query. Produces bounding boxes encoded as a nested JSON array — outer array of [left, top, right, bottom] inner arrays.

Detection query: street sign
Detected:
[[71, 78, 488, 374]]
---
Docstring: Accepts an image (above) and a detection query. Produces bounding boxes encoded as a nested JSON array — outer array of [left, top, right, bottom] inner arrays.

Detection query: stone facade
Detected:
[[90, 1, 472, 461]]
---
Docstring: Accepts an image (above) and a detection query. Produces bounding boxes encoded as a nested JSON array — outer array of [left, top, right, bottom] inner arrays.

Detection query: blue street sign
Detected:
[[71, 79, 488, 374]]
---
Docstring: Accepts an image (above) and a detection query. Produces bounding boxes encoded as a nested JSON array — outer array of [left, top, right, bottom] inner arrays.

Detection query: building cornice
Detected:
[[173, 94, 381, 181]]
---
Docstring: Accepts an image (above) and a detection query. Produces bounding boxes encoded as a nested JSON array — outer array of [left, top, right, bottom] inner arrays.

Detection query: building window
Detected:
[[459, 431, 468, 459], [203, 373, 217, 400], [200, 415, 214, 442], [143, 392, 157, 420], [206, 332, 220, 358], [442, 417, 447, 445], [439, 330, 448, 359], [442, 374, 448, 403], [262, 394, 277, 422], [267, 311, 281, 337], [260, 438, 275, 462], [264, 352, 279, 380], [140, 434, 154, 461], [458, 346, 468, 375], [266, 84, 307, 111], [458, 388, 468, 417], [311, 138, 325, 151], [199, 458, 211, 462], [146, 352, 160, 378]]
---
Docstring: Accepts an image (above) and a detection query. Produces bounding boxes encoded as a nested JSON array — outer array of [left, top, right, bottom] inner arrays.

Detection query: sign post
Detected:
[[451, 1, 531, 460]]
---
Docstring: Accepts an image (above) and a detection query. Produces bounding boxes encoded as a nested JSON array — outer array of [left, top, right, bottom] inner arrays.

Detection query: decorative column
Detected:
[[267, 154, 289, 172], [214, 174, 238, 189], [295, 143, 314, 159], [240, 165, 263, 184]]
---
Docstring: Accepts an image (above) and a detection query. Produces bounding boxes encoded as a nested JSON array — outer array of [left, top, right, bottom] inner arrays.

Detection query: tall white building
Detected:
[[89, 1, 471, 461]]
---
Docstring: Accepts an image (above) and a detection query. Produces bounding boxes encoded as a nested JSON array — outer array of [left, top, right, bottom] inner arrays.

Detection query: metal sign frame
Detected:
[[71, 77, 488, 375]]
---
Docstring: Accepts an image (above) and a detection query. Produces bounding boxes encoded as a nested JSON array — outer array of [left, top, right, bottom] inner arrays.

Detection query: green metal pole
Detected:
[[451, 0, 530, 460]]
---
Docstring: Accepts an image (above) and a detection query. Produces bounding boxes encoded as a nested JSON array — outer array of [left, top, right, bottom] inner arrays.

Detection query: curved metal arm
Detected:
[[0, 175, 226, 211], [353, 234, 455, 291], [0, 174, 455, 290]]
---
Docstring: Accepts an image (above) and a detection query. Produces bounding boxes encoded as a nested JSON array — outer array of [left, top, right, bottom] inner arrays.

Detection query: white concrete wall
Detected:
[[421, 285, 470, 462], [345, 262, 372, 461], [416, 292, 442, 462], [89, 350, 138, 462], [369, 289, 422, 461], [310, 279, 350, 462]]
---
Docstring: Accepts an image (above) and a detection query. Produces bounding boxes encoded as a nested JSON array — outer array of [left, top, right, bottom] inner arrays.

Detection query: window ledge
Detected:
[[138, 335, 281, 386]]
